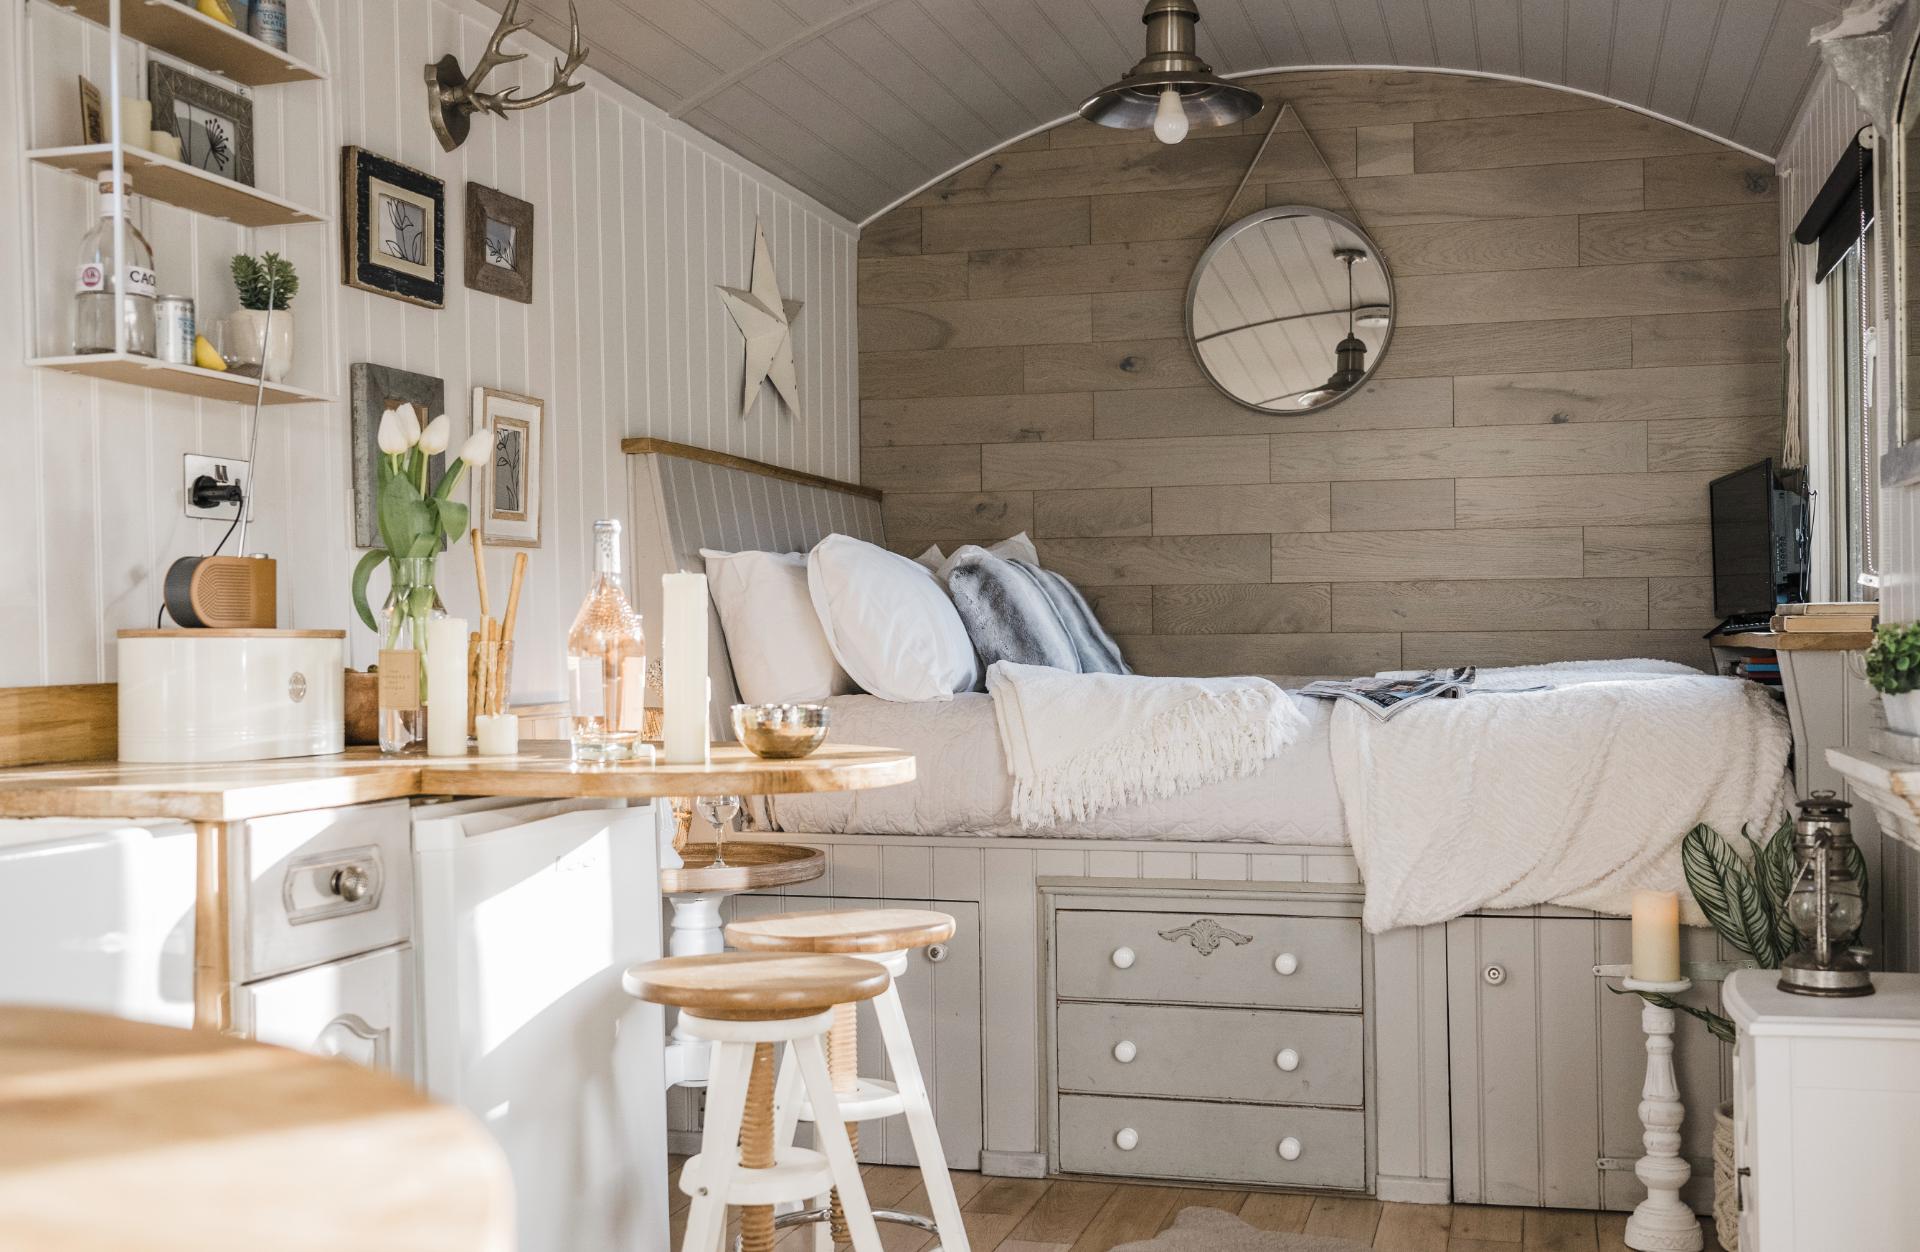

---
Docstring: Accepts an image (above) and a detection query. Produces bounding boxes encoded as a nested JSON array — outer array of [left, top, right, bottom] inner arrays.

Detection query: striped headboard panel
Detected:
[[624, 439, 884, 735]]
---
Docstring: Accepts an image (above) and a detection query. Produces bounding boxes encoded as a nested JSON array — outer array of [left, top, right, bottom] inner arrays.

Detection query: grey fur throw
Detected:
[[944, 548, 1082, 673]]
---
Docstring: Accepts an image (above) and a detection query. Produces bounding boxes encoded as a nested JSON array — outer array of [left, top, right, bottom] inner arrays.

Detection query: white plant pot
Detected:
[[225, 308, 294, 382], [1883, 689, 1920, 735]]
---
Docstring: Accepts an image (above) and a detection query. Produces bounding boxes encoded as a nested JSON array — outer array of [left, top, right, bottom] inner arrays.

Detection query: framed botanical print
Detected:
[[77, 76, 105, 145], [465, 183, 534, 304], [149, 62, 253, 184], [350, 364, 446, 548], [473, 387, 543, 547], [342, 146, 445, 309]]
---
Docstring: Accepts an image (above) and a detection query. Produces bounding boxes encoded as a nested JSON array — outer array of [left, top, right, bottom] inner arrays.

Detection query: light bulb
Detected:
[[1152, 86, 1188, 145]]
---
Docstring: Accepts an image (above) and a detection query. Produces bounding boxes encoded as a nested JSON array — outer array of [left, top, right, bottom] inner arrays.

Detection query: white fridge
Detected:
[[411, 796, 668, 1252]]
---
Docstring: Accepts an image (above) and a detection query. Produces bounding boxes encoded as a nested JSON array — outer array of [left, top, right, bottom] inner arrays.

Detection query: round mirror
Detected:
[[1185, 206, 1394, 414]]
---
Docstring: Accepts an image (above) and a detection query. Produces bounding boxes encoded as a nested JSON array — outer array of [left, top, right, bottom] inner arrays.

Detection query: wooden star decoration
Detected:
[[718, 222, 804, 421]]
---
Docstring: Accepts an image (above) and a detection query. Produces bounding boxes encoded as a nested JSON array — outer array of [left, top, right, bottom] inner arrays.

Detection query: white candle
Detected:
[[662, 572, 710, 764], [1630, 890, 1682, 983], [117, 99, 151, 151], [474, 712, 518, 757], [426, 616, 469, 757]]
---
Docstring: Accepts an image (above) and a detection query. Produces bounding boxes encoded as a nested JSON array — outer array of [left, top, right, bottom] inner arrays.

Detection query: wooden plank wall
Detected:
[[858, 70, 1783, 678]]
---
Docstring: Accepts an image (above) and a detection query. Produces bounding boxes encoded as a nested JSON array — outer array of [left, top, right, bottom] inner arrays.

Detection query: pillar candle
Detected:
[[116, 99, 152, 151], [426, 616, 470, 757], [662, 573, 710, 764], [1630, 890, 1682, 983]]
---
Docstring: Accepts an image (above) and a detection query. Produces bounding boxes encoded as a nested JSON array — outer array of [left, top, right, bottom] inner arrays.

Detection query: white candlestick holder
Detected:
[[1620, 976, 1704, 1252]]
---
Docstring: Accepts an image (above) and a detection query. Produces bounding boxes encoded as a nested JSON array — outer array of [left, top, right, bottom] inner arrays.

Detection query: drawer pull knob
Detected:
[[1273, 952, 1298, 976], [330, 865, 371, 903], [1111, 946, 1136, 970], [1113, 1040, 1137, 1064], [1278, 1136, 1302, 1161], [1484, 964, 1507, 986], [1275, 1048, 1299, 1072], [1115, 1127, 1139, 1151]]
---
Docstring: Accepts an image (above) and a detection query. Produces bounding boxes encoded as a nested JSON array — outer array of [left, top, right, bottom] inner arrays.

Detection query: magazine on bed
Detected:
[[1298, 667, 1476, 721]]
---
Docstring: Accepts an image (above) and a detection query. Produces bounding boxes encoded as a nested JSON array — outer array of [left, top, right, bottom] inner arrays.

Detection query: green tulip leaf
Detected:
[[350, 547, 388, 633]]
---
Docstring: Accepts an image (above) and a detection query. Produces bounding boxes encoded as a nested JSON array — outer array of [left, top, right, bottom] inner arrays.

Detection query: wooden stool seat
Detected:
[[725, 907, 957, 955], [623, 952, 888, 1021]]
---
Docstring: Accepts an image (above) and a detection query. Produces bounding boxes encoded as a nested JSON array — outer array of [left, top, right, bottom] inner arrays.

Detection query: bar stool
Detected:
[[725, 908, 968, 1252], [623, 952, 891, 1252]]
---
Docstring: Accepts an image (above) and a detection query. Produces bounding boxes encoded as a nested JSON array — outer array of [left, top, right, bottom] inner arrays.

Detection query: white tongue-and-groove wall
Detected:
[[0, 0, 856, 699]]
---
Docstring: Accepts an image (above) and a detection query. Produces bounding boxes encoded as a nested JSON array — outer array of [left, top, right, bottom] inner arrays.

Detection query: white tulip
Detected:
[[377, 408, 412, 455], [456, 429, 492, 467], [393, 402, 422, 446], [418, 413, 452, 455]]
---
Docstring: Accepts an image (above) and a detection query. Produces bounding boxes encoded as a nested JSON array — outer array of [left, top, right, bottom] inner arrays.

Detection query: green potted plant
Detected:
[[1867, 621, 1920, 734], [227, 251, 298, 382]]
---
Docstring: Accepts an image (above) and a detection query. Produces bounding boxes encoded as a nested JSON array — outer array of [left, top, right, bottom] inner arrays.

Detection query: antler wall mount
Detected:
[[427, 0, 588, 152]]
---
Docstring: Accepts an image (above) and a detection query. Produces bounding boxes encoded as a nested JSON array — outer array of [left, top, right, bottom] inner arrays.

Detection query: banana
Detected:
[[193, 335, 228, 371]]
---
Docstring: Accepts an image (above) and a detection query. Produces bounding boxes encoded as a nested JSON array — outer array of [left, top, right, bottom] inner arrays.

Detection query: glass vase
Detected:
[[377, 555, 444, 754]]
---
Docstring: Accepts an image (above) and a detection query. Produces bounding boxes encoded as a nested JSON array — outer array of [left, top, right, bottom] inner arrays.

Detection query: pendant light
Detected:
[[1079, 0, 1263, 145], [1294, 248, 1371, 407]]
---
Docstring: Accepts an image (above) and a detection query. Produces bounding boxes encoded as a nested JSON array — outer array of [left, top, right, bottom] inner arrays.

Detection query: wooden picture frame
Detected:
[[148, 62, 253, 184], [473, 387, 543, 547], [77, 76, 105, 145], [464, 183, 534, 304], [350, 364, 446, 549], [342, 146, 445, 309]]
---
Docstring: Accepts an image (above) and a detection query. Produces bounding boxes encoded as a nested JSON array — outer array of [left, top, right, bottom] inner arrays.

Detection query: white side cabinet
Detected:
[[1727, 969, 1920, 1250]]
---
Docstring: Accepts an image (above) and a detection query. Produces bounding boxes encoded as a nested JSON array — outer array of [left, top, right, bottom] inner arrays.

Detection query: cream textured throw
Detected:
[[987, 661, 1307, 828], [1334, 660, 1793, 933]]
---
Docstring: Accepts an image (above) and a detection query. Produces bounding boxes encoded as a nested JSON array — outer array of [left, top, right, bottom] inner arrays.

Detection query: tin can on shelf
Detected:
[[155, 295, 194, 365]]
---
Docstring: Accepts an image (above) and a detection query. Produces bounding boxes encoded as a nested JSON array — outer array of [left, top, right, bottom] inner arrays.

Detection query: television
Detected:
[[1710, 459, 1806, 620]]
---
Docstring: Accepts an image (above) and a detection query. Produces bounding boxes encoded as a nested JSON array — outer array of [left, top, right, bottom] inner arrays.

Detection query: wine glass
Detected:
[[697, 795, 742, 868]]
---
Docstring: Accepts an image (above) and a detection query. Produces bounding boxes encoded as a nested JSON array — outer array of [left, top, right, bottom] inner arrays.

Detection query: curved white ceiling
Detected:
[[488, 0, 1840, 221]]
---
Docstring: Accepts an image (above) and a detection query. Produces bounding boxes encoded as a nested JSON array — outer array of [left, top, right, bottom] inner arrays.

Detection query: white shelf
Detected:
[[30, 353, 329, 405], [29, 146, 325, 228], [52, 0, 325, 85]]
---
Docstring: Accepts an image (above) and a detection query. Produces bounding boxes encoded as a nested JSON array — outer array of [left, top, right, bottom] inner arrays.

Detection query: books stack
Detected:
[[1769, 602, 1879, 635], [1732, 651, 1782, 687]]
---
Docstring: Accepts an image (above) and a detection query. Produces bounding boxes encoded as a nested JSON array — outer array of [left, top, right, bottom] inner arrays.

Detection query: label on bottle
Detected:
[[378, 649, 422, 711], [75, 263, 157, 298]]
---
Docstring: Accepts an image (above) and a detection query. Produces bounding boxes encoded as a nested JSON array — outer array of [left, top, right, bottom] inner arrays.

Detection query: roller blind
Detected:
[[1795, 129, 1874, 282]]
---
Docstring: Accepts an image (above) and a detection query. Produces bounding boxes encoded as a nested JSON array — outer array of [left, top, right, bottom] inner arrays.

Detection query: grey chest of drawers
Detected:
[[1043, 882, 1371, 1193]]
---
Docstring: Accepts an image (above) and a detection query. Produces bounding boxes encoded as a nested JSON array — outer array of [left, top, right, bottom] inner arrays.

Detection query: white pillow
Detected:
[[925, 532, 1040, 583], [808, 534, 980, 702], [701, 548, 856, 705]]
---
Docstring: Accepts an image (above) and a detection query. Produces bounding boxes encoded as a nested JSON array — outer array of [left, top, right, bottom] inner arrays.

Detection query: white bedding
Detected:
[[766, 692, 1350, 845]]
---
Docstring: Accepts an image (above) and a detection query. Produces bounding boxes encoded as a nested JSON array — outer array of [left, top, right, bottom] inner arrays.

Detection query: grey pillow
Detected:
[[1015, 560, 1130, 675], [944, 547, 1081, 673]]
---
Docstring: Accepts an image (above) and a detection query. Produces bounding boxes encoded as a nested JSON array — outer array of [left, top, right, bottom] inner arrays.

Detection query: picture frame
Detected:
[[148, 62, 253, 184], [473, 387, 543, 547], [350, 364, 446, 549], [464, 183, 534, 304], [77, 76, 105, 145], [342, 146, 446, 309]]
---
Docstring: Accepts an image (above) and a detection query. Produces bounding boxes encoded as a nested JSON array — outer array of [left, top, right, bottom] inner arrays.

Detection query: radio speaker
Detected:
[[163, 555, 277, 629]]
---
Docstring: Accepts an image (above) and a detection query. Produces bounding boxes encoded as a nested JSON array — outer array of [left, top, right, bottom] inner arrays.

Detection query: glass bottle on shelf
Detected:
[[568, 519, 648, 763], [73, 173, 157, 357]]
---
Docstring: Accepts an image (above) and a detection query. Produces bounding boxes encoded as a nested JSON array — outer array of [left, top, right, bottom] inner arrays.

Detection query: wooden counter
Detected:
[[1715, 630, 1874, 652]]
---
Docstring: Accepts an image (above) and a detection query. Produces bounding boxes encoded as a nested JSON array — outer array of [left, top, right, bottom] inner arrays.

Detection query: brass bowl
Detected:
[[732, 703, 830, 759]]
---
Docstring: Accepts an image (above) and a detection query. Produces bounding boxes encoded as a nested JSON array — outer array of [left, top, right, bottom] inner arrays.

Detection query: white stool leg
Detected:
[[772, 1043, 803, 1146], [873, 982, 971, 1252], [682, 1039, 753, 1252], [792, 1033, 885, 1252]]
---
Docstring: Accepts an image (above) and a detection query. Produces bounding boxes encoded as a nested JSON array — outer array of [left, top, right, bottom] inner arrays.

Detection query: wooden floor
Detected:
[[667, 1160, 1721, 1251]]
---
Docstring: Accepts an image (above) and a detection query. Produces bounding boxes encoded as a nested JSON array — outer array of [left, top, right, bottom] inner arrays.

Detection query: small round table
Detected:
[[0, 1006, 513, 1251]]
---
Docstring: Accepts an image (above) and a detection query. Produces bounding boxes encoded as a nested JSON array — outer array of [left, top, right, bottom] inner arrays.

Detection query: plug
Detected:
[[189, 473, 244, 510]]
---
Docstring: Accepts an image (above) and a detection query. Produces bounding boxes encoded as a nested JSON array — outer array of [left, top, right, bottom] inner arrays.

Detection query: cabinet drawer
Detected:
[[233, 942, 415, 1081], [1056, 910, 1361, 1010], [232, 800, 412, 982], [1058, 1002, 1362, 1107], [1058, 1094, 1364, 1190]]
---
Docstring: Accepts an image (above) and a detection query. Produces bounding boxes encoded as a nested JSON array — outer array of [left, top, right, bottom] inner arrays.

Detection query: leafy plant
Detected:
[[230, 251, 299, 311], [1867, 622, 1920, 695], [350, 405, 489, 634]]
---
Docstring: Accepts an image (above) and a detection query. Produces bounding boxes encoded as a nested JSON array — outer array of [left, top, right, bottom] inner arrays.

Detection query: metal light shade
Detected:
[[1079, 0, 1262, 133]]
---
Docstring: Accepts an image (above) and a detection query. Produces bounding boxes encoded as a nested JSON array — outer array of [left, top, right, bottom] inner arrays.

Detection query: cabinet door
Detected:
[[1447, 915, 1728, 1211], [235, 943, 415, 1081]]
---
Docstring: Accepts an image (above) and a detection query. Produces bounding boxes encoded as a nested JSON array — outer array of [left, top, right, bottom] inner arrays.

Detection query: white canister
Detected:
[[117, 629, 343, 763]]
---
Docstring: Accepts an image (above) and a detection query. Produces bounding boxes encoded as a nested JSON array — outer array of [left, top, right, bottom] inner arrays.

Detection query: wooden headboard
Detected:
[[622, 439, 884, 735]]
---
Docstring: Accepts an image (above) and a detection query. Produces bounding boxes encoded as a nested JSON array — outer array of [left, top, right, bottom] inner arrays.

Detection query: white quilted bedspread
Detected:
[[1336, 661, 1793, 932]]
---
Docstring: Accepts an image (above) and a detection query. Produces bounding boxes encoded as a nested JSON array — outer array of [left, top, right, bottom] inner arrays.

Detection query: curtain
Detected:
[[1782, 243, 1805, 470]]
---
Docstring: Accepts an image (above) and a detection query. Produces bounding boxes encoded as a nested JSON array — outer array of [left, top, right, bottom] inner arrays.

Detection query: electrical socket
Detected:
[[183, 454, 252, 521]]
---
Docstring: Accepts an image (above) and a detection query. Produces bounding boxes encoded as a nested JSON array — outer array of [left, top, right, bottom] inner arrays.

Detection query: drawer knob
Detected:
[[1484, 964, 1507, 986], [1111, 946, 1136, 970], [1275, 1048, 1299, 1072], [1278, 1136, 1302, 1161], [1115, 1127, 1139, 1151], [1273, 952, 1298, 976], [1113, 1040, 1137, 1064], [330, 865, 371, 903]]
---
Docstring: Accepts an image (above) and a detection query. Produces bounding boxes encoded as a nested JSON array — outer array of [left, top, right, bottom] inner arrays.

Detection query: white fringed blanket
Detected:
[[1334, 661, 1793, 933], [987, 661, 1308, 828]]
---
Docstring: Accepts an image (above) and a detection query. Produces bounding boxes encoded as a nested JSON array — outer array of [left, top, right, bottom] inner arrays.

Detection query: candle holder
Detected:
[[1620, 976, 1703, 1252]]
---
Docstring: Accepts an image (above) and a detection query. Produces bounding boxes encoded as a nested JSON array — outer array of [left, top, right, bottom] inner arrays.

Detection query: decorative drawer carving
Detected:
[[1058, 1093, 1365, 1190], [1057, 1001, 1363, 1107], [1055, 909, 1362, 1011]]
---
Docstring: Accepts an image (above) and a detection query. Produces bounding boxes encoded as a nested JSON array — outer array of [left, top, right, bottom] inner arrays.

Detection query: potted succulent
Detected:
[[1866, 621, 1920, 734], [227, 251, 298, 382]]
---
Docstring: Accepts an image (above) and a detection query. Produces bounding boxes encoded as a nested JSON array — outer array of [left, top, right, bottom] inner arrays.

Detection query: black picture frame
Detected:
[[342, 146, 445, 309], [149, 62, 254, 185], [349, 363, 446, 549], [464, 182, 534, 304]]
